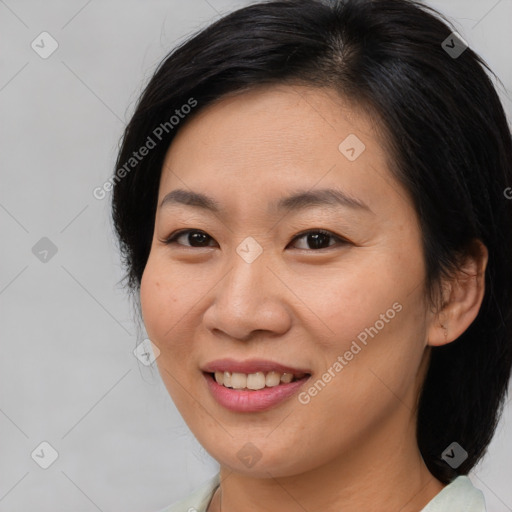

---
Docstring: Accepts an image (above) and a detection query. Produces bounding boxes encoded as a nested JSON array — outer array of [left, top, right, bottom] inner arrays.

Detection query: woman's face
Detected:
[[140, 84, 433, 477]]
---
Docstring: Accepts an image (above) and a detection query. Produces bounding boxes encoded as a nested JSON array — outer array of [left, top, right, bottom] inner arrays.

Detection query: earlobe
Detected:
[[427, 239, 488, 347]]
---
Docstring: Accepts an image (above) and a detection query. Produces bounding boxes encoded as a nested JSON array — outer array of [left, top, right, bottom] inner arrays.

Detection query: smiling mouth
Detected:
[[207, 370, 310, 391]]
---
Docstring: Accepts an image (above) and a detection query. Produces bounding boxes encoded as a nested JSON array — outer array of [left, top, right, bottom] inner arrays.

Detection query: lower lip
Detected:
[[204, 372, 310, 412]]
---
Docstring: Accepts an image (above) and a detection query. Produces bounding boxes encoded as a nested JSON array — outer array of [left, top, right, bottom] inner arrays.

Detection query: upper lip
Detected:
[[202, 358, 311, 377]]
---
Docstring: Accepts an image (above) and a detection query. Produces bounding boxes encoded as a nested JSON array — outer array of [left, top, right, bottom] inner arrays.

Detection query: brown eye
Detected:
[[290, 229, 347, 250], [164, 229, 216, 247], [163, 228, 347, 251]]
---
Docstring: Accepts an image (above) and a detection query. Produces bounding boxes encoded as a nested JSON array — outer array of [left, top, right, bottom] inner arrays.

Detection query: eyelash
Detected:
[[161, 228, 348, 251]]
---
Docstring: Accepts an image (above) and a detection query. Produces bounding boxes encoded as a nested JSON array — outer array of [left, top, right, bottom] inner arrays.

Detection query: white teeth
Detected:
[[247, 372, 266, 390], [231, 372, 246, 389], [280, 373, 293, 383], [265, 371, 281, 387], [213, 370, 304, 389]]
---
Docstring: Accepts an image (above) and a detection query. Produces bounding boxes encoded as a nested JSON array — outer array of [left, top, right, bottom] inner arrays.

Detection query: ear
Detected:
[[427, 239, 488, 347]]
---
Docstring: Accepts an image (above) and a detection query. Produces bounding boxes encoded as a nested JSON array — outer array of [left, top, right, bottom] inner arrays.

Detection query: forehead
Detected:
[[157, 84, 411, 220], [166, 84, 377, 166]]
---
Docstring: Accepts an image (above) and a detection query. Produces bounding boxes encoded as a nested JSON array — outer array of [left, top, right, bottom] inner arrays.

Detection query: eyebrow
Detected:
[[159, 187, 373, 215]]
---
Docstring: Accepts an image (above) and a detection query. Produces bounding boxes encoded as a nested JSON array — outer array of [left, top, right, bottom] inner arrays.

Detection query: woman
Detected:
[[111, 0, 512, 510]]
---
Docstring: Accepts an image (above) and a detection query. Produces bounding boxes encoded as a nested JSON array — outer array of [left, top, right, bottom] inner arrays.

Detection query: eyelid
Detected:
[[161, 228, 349, 249], [161, 229, 217, 247], [289, 228, 348, 249]]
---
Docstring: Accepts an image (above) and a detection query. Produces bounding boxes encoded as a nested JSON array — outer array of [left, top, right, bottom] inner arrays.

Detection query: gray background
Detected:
[[1, 1, 511, 511]]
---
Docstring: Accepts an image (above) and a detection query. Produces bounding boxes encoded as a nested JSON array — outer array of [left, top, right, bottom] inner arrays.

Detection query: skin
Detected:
[[139, 84, 488, 512]]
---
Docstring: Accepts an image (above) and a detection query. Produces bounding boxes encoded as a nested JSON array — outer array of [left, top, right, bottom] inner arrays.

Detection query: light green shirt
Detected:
[[156, 474, 486, 512]]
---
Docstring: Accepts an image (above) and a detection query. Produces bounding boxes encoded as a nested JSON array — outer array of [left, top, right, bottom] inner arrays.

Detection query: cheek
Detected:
[[140, 256, 180, 348], [140, 263, 161, 339], [140, 253, 210, 372], [325, 296, 425, 413], [140, 256, 198, 408], [303, 248, 427, 404], [304, 256, 406, 352]]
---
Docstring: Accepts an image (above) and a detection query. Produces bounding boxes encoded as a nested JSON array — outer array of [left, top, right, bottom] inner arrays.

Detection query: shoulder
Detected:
[[420, 475, 486, 512], [154, 473, 220, 512]]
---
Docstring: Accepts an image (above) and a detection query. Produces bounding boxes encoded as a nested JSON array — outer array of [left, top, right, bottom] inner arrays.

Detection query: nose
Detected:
[[202, 248, 292, 342]]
